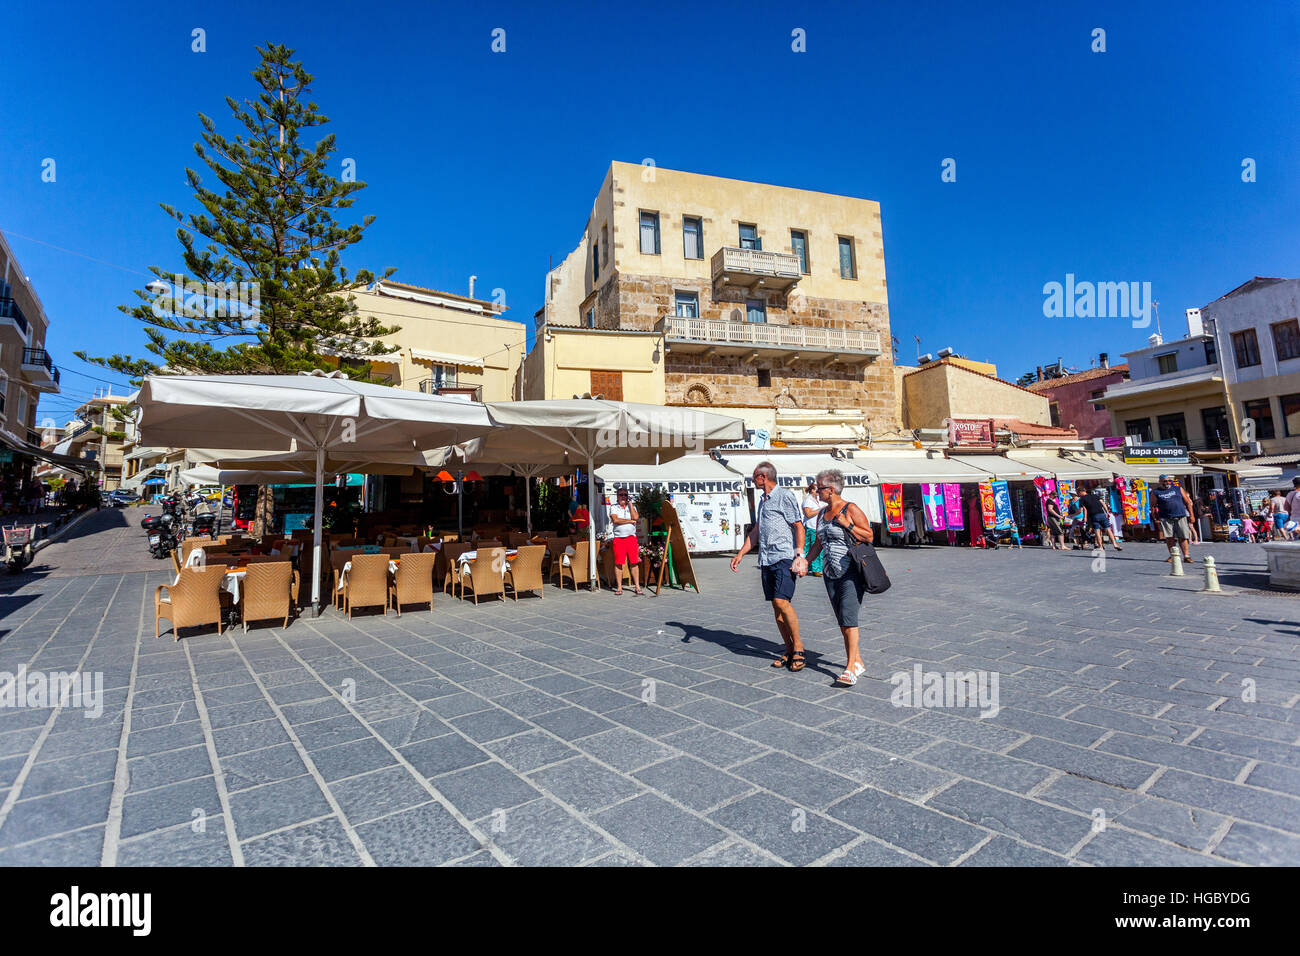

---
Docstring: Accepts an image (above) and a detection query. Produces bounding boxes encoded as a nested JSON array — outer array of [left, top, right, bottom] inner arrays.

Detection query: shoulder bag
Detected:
[[827, 501, 891, 595]]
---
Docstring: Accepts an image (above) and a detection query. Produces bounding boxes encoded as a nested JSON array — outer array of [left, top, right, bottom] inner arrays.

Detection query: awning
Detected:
[[946, 454, 1054, 481], [1000, 451, 1116, 481], [123, 446, 167, 463], [0, 428, 88, 472], [410, 348, 485, 371], [1240, 454, 1300, 467], [596, 455, 743, 494], [846, 450, 991, 484], [1199, 461, 1284, 478], [1062, 451, 1204, 479], [715, 450, 882, 523]]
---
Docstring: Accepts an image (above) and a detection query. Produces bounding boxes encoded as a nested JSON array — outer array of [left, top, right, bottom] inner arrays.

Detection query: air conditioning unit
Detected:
[[1239, 441, 1263, 456], [918, 353, 935, 364]]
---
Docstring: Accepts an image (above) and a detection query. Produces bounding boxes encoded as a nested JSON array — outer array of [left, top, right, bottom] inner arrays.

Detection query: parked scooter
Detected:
[[3, 525, 35, 572], [146, 497, 181, 560]]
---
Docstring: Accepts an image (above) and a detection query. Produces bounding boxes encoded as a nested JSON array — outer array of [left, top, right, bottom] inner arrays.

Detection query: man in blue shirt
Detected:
[[1151, 474, 1195, 564], [731, 461, 808, 671]]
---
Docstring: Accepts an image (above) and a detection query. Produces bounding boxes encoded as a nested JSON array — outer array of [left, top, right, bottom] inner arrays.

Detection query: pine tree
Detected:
[[79, 43, 398, 383]]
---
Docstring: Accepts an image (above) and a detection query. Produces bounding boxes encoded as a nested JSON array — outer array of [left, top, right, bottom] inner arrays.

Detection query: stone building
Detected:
[[525, 162, 897, 444]]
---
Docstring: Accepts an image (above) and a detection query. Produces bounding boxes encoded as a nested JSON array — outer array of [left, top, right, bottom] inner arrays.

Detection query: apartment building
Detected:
[[525, 162, 897, 444], [329, 280, 526, 402], [0, 231, 61, 448], [58, 393, 131, 491], [1025, 357, 1131, 439]]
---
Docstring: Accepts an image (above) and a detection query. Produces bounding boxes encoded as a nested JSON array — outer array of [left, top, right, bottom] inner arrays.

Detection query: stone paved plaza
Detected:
[[0, 508, 1298, 866]]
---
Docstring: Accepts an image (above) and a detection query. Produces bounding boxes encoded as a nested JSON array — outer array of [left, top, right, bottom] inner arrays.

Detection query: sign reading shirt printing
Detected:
[[1123, 443, 1189, 465], [948, 418, 995, 447]]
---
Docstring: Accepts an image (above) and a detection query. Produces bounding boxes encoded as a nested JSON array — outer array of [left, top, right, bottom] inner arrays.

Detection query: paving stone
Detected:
[[530, 706, 617, 741], [659, 727, 770, 768], [219, 743, 310, 791], [818, 714, 936, 756], [326, 765, 432, 825], [1211, 821, 1300, 866], [1189, 729, 1300, 769], [121, 776, 221, 839], [1008, 738, 1157, 790], [124, 720, 205, 759], [211, 718, 292, 757], [826, 787, 987, 864], [0, 826, 105, 866], [604, 703, 695, 738], [433, 761, 542, 820], [926, 780, 1094, 854], [483, 730, 578, 773], [1074, 828, 1228, 867], [1114, 796, 1226, 851], [398, 734, 490, 779], [593, 792, 727, 866], [19, 748, 119, 797], [729, 752, 858, 809], [1098, 733, 1249, 781], [684, 840, 781, 866], [632, 756, 754, 811], [959, 836, 1068, 866], [0, 782, 114, 846], [825, 837, 932, 866], [127, 745, 213, 792], [731, 717, 844, 759], [241, 818, 363, 866], [355, 803, 481, 865], [447, 708, 535, 743], [476, 797, 615, 866], [528, 757, 642, 812], [1148, 770, 1300, 833], [1245, 762, 1300, 796], [913, 740, 1053, 793], [576, 728, 674, 773], [369, 711, 453, 748], [814, 746, 955, 800], [229, 775, 332, 839], [707, 791, 859, 866]]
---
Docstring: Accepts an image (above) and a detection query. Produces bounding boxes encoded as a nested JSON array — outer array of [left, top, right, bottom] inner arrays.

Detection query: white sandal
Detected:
[[835, 661, 865, 687]]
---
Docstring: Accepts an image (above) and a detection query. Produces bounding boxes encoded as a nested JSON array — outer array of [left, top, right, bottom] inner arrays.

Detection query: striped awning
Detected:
[[410, 348, 485, 371]]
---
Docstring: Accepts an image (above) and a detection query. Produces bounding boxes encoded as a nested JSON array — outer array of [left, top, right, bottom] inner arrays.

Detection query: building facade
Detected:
[[1025, 359, 1130, 439], [0, 232, 60, 448], [897, 358, 1053, 431], [528, 162, 897, 444]]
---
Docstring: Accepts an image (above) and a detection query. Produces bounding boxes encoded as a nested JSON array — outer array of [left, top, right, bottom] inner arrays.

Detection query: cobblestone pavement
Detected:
[[0, 530, 1297, 866]]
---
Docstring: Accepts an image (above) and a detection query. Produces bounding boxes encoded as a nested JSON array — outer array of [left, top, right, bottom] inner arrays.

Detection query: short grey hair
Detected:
[[754, 461, 777, 482], [816, 468, 844, 494]]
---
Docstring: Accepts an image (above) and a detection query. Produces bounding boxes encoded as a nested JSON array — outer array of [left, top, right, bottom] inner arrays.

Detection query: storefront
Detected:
[[714, 451, 881, 527], [847, 449, 989, 545], [595, 455, 745, 553]]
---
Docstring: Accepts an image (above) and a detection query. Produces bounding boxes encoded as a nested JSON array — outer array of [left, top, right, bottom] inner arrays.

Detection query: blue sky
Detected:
[[3, 0, 1298, 425]]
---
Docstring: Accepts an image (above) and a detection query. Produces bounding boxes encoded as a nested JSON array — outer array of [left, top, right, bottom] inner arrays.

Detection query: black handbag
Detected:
[[828, 503, 891, 594]]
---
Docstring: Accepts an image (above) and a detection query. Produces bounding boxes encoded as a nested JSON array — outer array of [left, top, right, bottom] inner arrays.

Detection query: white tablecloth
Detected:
[[457, 549, 517, 579], [169, 569, 245, 602]]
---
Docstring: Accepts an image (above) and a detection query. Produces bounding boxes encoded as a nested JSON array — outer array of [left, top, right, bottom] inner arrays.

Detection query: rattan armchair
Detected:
[[504, 545, 546, 600], [438, 543, 473, 595], [341, 553, 390, 618], [545, 538, 571, 585], [459, 547, 506, 604], [170, 549, 183, 578], [241, 561, 296, 631], [388, 552, 436, 614], [155, 566, 232, 640], [329, 552, 352, 609], [559, 540, 598, 591]]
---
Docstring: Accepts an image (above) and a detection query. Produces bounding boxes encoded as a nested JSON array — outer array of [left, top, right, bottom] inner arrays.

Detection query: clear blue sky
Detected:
[[3, 0, 1297, 426]]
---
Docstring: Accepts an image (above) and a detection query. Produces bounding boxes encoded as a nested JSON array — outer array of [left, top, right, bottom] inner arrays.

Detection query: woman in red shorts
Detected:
[[608, 487, 641, 594]]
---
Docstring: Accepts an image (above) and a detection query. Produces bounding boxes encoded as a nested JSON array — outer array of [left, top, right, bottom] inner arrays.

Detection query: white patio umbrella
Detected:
[[474, 400, 746, 586], [137, 373, 494, 613]]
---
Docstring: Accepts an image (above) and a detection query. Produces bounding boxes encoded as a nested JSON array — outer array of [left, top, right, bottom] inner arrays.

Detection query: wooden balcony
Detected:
[[711, 247, 802, 292], [658, 316, 881, 365]]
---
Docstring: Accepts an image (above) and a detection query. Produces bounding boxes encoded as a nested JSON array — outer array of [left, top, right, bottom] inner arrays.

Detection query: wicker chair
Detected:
[[329, 552, 352, 609], [170, 549, 183, 578], [241, 561, 296, 631], [180, 537, 209, 565], [341, 553, 390, 618], [559, 540, 598, 591], [388, 552, 436, 614], [438, 543, 473, 595], [155, 566, 232, 640], [544, 538, 572, 585], [459, 547, 506, 604], [505, 545, 546, 600]]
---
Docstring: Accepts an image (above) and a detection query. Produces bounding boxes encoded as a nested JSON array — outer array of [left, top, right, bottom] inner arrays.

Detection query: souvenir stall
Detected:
[[716, 450, 882, 526], [847, 450, 991, 546], [595, 455, 746, 554]]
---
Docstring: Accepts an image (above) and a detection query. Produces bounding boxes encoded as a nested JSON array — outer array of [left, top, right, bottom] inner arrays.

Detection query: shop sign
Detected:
[[719, 428, 770, 450], [1123, 443, 1189, 465], [948, 418, 995, 447], [0, 450, 12, 463]]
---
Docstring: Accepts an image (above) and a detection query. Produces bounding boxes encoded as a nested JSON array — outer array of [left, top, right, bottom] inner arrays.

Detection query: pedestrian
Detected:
[[572, 500, 591, 535], [1066, 493, 1086, 548], [1079, 484, 1123, 551], [1191, 494, 1209, 543], [607, 487, 642, 595], [1043, 491, 1066, 550], [731, 461, 808, 671], [1268, 489, 1291, 541], [801, 469, 871, 687], [1152, 475, 1195, 563], [801, 480, 823, 575], [1284, 477, 1300, 538]]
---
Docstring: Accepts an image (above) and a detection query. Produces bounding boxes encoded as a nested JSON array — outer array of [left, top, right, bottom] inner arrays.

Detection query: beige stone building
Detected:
[[0, 231, 60, 448], [526, 162, 897, 444], [325, 280, 526, 402]]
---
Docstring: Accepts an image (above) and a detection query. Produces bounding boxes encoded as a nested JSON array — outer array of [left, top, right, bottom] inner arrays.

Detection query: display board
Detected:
[[655, 500, 700, 594]]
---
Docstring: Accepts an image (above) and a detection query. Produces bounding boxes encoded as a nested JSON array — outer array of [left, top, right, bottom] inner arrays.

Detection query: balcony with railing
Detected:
[[419, 379, 481, 402], [711, 247, 802, 292], [20, 348, 60, 392], [658, 316, 882, 365], [0, 297, 30, 337]]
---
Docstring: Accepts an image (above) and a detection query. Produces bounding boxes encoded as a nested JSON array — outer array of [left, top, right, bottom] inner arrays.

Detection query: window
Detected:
[[674, 292, 699, 318], [639, 211, 660, 255], [584, 308, 595, 329], [790, 230, 809, 274], [1156, 352, 1178, 374], [1201, 406, 1229, 448], [1204, 336, 1217, 366], [592, 240, 600, 282], [1124, 418, 1152, 443], [757, 369, 771, 388], [590, 370, 623, 401], [1157, 412, 1188, 446], [1271, 319, 1300, 362], [601, 225, 609, 267], [745, 298, 766, 324], [0, 372, 7, 417], [1243, 398, 1275, 440], [1090, 389, 1105, 411], [16, 390, 27, 429], [739, 224, 761, 250], [838, 237, 856, 279], [430, 364, 457, 389], [683, 217, 703, 260], [1232, 329, 1261, 368], [1282, 393, 1300, 437], [1049, 402, 1061, 427]]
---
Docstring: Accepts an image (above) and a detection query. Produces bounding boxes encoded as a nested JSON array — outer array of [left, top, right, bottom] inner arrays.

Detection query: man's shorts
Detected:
[[760, 559, 797, 602], [1159, 516, 1191, 540], [1273, 513, 1287, 531], [1089, 514, 1109, 531]]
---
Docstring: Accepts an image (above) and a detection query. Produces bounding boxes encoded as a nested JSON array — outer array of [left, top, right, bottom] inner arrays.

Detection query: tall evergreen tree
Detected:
[[80, 43, 398, 383]]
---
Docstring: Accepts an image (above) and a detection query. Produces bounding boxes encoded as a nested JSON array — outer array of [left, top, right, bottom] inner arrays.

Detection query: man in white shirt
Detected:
[[1284, 477, 1300, 537]]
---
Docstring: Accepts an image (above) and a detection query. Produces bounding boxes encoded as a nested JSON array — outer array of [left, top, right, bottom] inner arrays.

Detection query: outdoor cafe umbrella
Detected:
[[469, 399, 746, 586], [137, 373, 494, 613]]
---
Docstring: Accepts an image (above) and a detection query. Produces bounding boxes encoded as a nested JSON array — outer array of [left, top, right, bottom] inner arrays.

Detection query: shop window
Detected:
[[1124, 418, 1152, 443]]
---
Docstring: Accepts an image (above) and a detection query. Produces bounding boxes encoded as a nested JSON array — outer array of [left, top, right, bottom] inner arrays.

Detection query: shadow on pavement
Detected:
[[664, 619, 839, 679]]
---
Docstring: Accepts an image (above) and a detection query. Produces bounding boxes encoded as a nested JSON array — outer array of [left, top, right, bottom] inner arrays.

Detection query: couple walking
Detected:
[[731, 462, 871, 687]]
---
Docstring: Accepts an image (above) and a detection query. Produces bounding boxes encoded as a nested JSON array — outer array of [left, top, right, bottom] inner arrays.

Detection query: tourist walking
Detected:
[[731, 462, 808, 671], [1152, 475, 1195, 563], [1268, 489, 1291, 541], [1284, 477, 1300, 537], [608, 487, 642, 594], [801, 480, 823, 575], [1043, 492, 1066, 549], [1065, 493, 1086, 548], [1079, 484, 1123, 551], [801, 469, 872, 687]]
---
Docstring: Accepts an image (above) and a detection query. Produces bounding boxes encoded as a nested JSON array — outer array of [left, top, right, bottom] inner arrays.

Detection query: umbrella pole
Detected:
[[311, 448, 324, 616], [525, 471, 532, 536], [587, 454, 597, 590], [457, 470, 463, 541]]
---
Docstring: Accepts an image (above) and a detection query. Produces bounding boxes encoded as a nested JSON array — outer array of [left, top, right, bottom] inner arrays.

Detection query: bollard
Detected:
[[1202, 555, 1222, 593], [1170, 549, 1185, 576]]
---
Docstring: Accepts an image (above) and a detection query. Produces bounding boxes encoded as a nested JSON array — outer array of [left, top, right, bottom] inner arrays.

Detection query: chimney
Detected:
[[1100, 352, 1109, 368], [468, 275, 478, 299], [1036, 365, 1044, 382]]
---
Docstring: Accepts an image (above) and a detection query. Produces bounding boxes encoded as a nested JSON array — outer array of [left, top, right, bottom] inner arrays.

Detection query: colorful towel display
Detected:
[[978, 482, 997, 530], [992, 480, 1014, 529], [942, 483, 964, 530], [882, 483, 905, 534], [1032, 476, 1057, 524], [1117, 477, 1140, 524], [1132, 478, 1150, 523], [920, 483, 946, 531]]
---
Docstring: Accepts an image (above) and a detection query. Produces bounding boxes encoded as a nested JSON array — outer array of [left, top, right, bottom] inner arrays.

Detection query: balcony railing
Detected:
[[21, 348, 60, 385], [711, 247, 802, 291], [659, 316, 882, 360], [0, 298, 30, 335], [419, 379, 481, 402]]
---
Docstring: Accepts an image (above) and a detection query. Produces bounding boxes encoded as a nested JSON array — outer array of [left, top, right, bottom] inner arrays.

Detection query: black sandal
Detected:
[[789, 651, 806, 672], [771, 652, 793, 668]]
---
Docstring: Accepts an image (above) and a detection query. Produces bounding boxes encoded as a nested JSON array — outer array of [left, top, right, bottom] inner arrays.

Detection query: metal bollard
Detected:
[[1202, 555, 1222, 593], [1170, 549, 1185, 576]]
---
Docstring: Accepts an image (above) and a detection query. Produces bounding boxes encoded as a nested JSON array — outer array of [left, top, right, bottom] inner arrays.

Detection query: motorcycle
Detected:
[[3, 524, 35, 572], [146, 497, 182, 560]]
